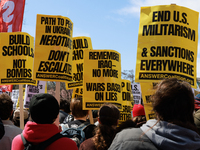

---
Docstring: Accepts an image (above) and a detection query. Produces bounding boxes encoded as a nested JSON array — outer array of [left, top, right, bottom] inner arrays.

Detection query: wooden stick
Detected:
[[19, 85, 24, 129], [89, 110, 94, 124], [54, 82, 60, 127]]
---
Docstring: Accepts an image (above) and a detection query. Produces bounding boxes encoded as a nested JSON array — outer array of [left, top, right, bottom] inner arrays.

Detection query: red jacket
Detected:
[[11, 121, 78, 150]]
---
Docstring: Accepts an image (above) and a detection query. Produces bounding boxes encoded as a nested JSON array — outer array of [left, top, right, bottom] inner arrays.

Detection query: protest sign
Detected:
[[0, 0, 25, 32], [16, 88, 25, 108], [72, 87, 83, 98], [66, 36, 93, 89], [11, 89, 19, 110], [83, 49, 122, 110], [0, 32, 36, 85], [33, 14, 73, 82], [131, 83, 142, 105], [24, 81, 46, 108], [135, 5, 199, 88], [119, 80, 133, 125], [140, 82, 158, 120]]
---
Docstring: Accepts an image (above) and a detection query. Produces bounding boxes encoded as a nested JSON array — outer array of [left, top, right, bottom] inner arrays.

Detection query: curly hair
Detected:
[[0, 93, 13, 120], [133, 115, 146, 127], [93, 103, 120, 150], [93, 124, 116, 150], [151, 78, 197, 132]]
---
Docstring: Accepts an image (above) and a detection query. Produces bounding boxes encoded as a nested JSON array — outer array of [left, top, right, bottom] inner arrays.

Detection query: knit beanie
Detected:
[[132, 104, 145, 117], [29, 93, 59, 124]]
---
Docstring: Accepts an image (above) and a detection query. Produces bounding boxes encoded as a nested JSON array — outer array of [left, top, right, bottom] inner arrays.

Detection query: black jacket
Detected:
[[0, 118, 5, 139]]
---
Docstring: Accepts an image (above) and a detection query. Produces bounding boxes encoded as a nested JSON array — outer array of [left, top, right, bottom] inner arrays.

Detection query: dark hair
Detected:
[[133, 115, 146, 127], [0, 93, 13, 120], [93, 103, 120, 150], [151, 78, 197, 132], [70, 97, 88, 118], [60, 98, 70, 113], [116, 120, 136, 133]]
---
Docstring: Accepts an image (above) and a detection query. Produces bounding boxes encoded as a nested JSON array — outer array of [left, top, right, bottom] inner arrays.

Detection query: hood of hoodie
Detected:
[[141, 119, 200, 150], [23, 121, 60, 143]]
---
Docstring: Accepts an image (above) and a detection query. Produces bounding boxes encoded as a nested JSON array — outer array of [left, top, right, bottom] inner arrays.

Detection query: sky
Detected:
[[22, 0, 200, 78]]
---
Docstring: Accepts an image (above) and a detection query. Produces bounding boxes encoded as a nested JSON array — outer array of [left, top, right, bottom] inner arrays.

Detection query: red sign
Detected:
[[0, 85, 13, 92], [0, 0, 25, 32]]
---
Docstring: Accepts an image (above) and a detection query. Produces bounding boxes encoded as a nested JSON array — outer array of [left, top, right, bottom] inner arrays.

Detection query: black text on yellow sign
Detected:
[[66, 37, 93, 89], [135, 5, 198, 88], [33, 15, 73, 82], [72, 88, 83, 99], [140, 82, 158, 120], [0, 32, 36, 85], [83, 49, 122, 110], [119, 80, 133, 124]]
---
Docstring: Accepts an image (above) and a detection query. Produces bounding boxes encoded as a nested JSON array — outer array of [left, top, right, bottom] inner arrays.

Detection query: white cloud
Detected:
[[118, 0, 200, 17], [73, 27, 90, 37], [105, 15, 125, 23]]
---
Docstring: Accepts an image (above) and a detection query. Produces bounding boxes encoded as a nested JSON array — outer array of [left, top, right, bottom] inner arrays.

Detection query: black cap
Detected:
[[29, 93, 59, 124]]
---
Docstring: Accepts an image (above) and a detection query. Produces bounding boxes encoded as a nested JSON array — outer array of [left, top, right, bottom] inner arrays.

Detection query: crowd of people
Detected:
[[0, 78, 200, 149]]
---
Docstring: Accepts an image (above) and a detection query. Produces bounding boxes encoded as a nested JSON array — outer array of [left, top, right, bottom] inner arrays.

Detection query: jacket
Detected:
[[109, 119, 200, 150], [11, 121, 78, 150], [0, 120, 22, 150], [0, 118, 5, 139]]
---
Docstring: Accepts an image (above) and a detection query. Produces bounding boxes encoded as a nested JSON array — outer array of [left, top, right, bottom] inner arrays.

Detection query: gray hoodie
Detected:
[[140, 119, 200, 150], [109, 119, 200, 150]]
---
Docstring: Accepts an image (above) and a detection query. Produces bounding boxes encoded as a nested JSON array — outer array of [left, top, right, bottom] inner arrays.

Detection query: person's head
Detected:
[[0, 93, 13, 120], [151, 78, 195, 125], [93, 103, 120, 150], [132, 104, 146, 127], [70, 97, 88, 118], [60, 98, 70, 114], [13, 107, 29, 127], [29, 93, 59, 124], [98, 103, 120, 126]]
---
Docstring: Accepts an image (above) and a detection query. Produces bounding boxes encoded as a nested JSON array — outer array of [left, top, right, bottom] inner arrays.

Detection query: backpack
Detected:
[[21, 132, 64, 150], [60, 122, 90, 148]]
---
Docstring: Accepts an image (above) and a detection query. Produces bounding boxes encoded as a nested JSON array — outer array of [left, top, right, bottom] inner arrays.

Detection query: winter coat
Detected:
[[11, 121, 78, 150], [109, 119, 200, 150]]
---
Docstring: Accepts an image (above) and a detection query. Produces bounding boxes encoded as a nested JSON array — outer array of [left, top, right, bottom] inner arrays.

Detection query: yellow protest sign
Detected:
[[119, 80, 133, 125], [0, 32, 36, 85], [72, 88, 83, 99], [33, 14, 73, 82], [135, 5, 199, 88], [66, 36, 93, 89], [83, 49, 122, 110], [140, 82, 157, 120], [16, 88, 26, 108]]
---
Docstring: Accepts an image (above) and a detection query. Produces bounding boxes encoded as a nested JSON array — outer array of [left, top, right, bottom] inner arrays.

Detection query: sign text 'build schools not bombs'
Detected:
[[83, 49, 122, 110], [119, 80, 133, 125], [33, 14, 73, 82], [66, 36, 93, 89], [135, 5, 199, 88], [0, 32, 36, 85]]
